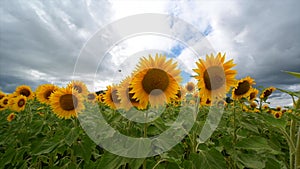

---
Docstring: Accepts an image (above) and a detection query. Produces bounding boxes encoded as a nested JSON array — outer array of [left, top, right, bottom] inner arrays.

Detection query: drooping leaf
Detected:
[[282, 70, 300, 78]]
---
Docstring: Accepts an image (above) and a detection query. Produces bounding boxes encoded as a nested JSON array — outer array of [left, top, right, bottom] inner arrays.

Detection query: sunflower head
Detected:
[[97, 94, 105, 103], [232, 76, 256, 100], [117, 77, 146, 110], [67, 81, 89, 95], [193, 53, 237, 101], [0, 91, 6, 100], [262, 104, 269, 110], [0, 92, 7, 110], [36, 84, 59, 104], [11, 95, 27, 112], [250, 102, 258, 109], [130, 54, 181, 108], [260, 87, 276, 100], [248, 88, 259, 102], [185, 82, 195, 93], [173, 86, 186, 102], [104, 85, 121, 110], [49, 86, 85, 119], [0, 96, 10, 110], [272, 111, 282, 119], [14, 85, 34, 100], [276, 106, 281, 111], [87, 93, 97, 103], [7, 113, 16, 122]]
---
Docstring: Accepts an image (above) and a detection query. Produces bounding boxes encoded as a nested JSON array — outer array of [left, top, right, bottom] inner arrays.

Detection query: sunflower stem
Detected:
[[143, 111, 149, 169], [290, 119, 296, 169], [295, 126, 300, 169], [233, 101, 237, 169]]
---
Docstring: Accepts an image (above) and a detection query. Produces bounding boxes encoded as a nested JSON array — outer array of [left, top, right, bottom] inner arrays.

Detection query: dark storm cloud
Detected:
[[226, 0, 300, 87], [0, 74, 49, 93], [0, 0, 113, 92]]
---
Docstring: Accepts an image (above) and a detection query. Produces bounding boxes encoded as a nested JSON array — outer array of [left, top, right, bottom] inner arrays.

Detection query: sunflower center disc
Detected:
[[18, 99, 25, 107], [59, 94, 78, 111], [20, 89, 30, 97], [234, 81, 250, 95], [187, 84, 194, 92], [142, 68, 170, 96], [44, 90, 53, 100], [249, 92, 256, 100], [88, 94, 95, 100], [3, 99, 8, 105], [203, 66, 225, 90], [263, 90, 272, 98], [110, 89, 121, 104]]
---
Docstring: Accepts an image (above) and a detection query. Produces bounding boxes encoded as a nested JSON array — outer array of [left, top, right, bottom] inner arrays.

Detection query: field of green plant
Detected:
[[0, 53, 299, 169]]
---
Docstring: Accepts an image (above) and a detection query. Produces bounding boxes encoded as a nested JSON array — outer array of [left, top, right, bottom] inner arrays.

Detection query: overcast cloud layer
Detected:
[[0, 0, 299, 107]]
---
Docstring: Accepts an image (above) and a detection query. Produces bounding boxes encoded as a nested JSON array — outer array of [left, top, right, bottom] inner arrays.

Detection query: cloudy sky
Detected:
[[0, 0, 299, 107]]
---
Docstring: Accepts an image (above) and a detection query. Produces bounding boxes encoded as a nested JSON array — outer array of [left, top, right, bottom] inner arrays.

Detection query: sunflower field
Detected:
[[0, 53, 300, 169]]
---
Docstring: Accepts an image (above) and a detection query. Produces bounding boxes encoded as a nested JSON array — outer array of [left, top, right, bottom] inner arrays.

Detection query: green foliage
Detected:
[[0, 97, 299, 168]]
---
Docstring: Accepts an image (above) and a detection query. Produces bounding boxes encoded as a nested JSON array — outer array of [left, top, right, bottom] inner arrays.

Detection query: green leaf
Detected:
[[183, 160, 195, 169], [64, 127, 80, 146], [282, 70, 300, 78], [73, 136, 95, 161], [265, 157, 284, 169], [189, 148, 227, 169], [127, 158, 144, 169], [277, 88, 300, 98], [31, 140, 60, 155], [96, 152, 128, 169], [236, 136, 277, 153], [237, 153, 265, 169], [261, 113, 287, 128], [0, 147, 15, 168], [165, 161, 180, 169]]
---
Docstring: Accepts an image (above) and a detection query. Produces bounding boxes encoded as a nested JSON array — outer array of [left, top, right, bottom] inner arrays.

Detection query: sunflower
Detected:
[[36, 84, 59, 104], [260, 87, 276, 100], [185, 82, 195, 93], [130, 54, 181, 107], [173, 86, 186, 102], [117, 77, 147, 111], [103, 85, 121, 110], [11, 95, 27, 112], [250, 102, 258, 109], [232, 76, 256, 100], [0, 91, 6, 100], [86, 93, 97, 103], [67, 81, 89, 96], [0, 92, 7, 111], [7, 113, 16, 122], [193, 53, 237, 101], [14, 85, 34, 100], [97, 93, 105, 103], [49, 87, 85, 119], [262, 104, 269, 110], [248, 88, 259, 102], [0, 96, 10, 110], [272, 111, 282, 119], [117, 77, 146, 110], [276, 106, 281, 111]]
